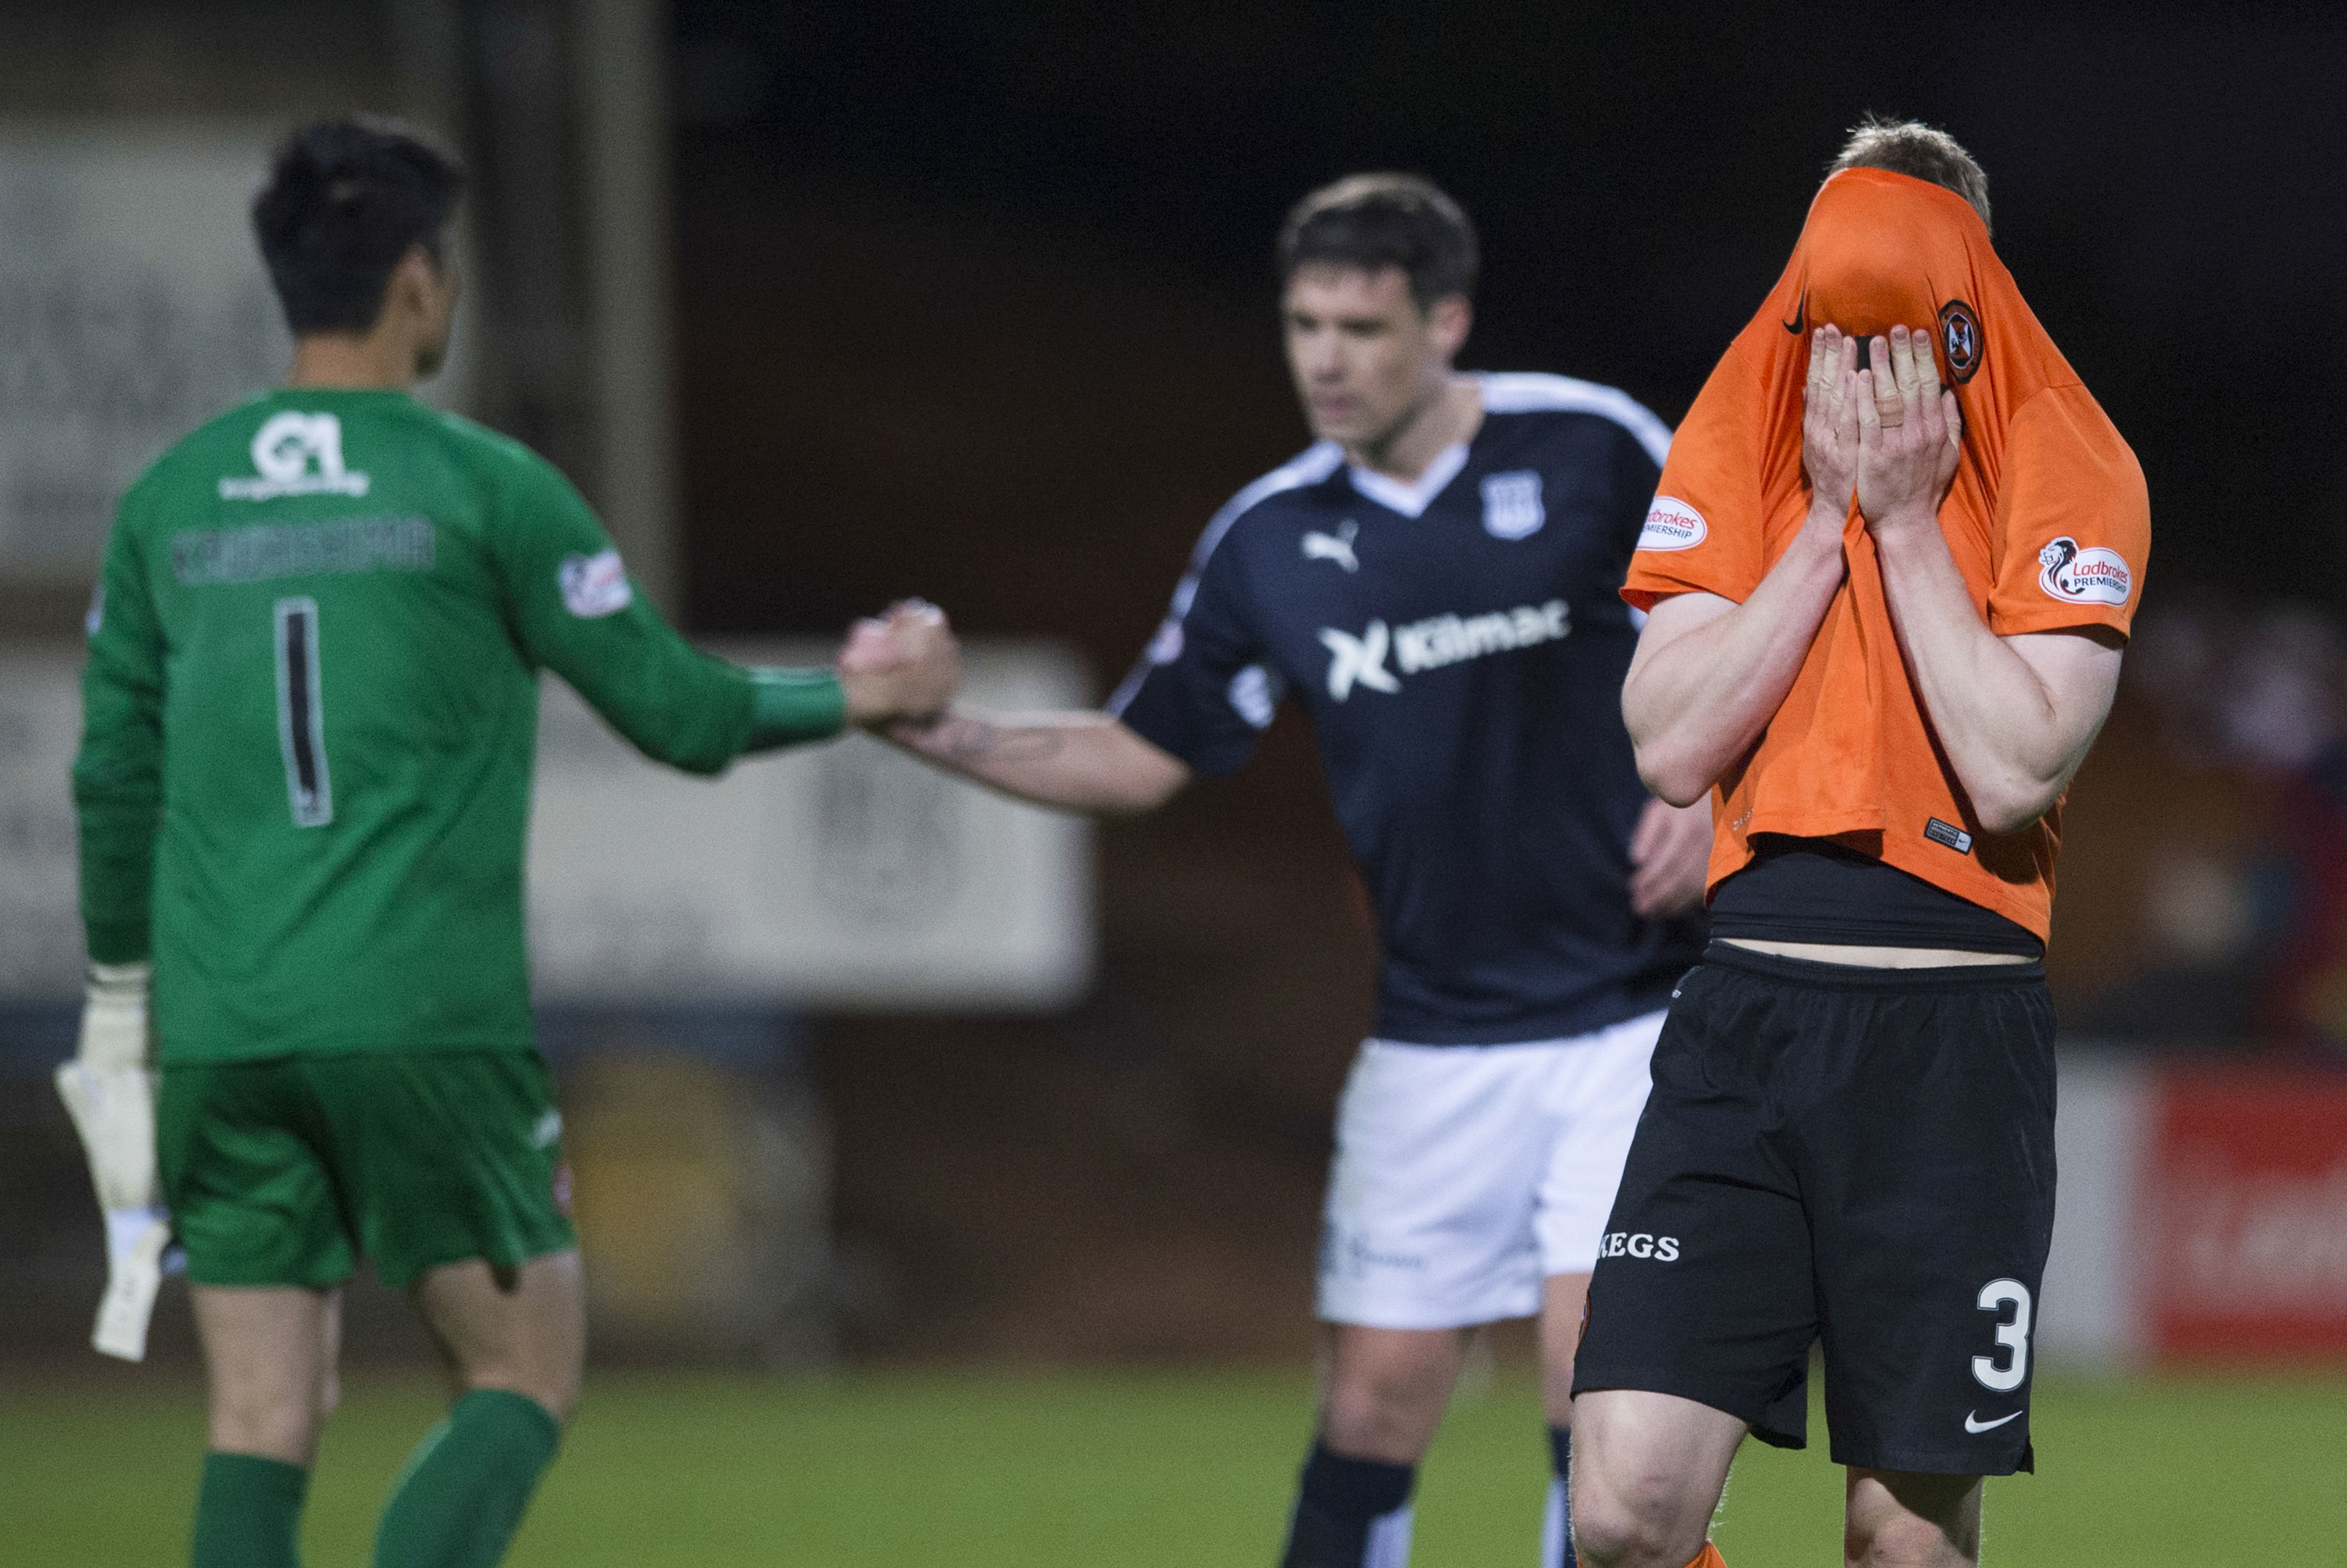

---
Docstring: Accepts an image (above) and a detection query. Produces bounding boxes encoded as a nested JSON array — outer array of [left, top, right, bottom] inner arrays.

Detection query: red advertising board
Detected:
[[2146, 1066, 2347, 1358]]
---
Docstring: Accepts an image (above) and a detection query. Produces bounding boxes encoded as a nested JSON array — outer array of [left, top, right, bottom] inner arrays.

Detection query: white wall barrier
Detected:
[[2040, 1053, 2155, 1366]]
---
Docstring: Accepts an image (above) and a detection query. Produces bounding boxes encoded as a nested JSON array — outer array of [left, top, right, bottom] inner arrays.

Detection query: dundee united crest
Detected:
[[1938, 298, 1983, 383]]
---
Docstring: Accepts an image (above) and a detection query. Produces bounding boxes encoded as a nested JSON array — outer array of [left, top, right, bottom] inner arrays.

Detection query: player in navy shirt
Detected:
[[1114, 370, 1693, 1048], [865, 175, 1710, 1568]]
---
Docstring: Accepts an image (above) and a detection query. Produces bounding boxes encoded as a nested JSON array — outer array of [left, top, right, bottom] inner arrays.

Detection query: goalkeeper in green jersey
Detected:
[[67, 118, 957, 1568]]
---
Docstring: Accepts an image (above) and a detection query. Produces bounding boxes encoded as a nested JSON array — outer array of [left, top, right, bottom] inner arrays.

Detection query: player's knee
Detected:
[[1318, 1397, 1421, 1461], [442, 1321, 581, 1423], [1569, 1497, 1680, 1568], [1845, 1501, 1975, 1567], [1570, 1456, 1708, 1568], [1321, 1365, 1443, 1459], [1845, 1470, 1979, 1567], [210, 1386, 321, 1465]]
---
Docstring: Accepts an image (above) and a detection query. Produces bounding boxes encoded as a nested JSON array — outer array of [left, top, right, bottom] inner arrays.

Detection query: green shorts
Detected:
[[156, 1050, 576, 1291]]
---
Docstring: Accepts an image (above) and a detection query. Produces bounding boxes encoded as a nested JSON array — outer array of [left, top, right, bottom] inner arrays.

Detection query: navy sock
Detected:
[[1281, 1444, 1416, 1568], [1543, 1426, 1576, 1568]]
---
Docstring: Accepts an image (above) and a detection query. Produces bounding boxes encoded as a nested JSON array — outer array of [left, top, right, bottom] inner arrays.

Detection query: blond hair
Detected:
[[1830, 115, 1991, 233]]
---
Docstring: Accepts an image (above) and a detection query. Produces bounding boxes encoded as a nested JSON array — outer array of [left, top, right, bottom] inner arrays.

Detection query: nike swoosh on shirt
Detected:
[[1783, 289, 1806, 334], [1964, 1409, 2022, 1434]]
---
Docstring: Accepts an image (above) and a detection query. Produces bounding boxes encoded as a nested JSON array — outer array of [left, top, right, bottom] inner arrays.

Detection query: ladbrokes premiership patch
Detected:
[[1638, 497, 1707, 552], [2036, 536, 2132, 607]]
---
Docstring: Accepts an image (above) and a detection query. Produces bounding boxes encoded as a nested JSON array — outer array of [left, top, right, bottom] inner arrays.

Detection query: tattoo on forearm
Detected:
[[934, 717, 1066, 765]]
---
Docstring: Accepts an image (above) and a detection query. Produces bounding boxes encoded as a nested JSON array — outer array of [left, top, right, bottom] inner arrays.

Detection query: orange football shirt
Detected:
[[1623, 166, 2150, 942]]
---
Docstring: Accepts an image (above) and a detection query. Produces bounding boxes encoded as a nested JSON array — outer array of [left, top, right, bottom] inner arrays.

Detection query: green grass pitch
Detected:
[[7, 1366, 2340, 1564]]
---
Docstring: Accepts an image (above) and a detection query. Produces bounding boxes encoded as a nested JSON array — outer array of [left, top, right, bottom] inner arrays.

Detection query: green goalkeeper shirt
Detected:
[[74, 388, 844, 1064]]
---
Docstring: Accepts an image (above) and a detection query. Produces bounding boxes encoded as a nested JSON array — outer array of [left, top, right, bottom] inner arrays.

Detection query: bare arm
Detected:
[[1621, 327, 1864, 806], [837, 607, 1191, 814], [879, 708, 1191, 815], [1856, 326, 2124, 832]]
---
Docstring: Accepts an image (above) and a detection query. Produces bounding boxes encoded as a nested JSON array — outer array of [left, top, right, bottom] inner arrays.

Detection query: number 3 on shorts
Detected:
[[1971, 1278, 2032, 1393], [274, 596, 333, 828]]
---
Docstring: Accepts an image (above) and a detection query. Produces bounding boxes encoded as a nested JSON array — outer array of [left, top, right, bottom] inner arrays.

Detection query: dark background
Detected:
[[669, 1, 2347, 646]]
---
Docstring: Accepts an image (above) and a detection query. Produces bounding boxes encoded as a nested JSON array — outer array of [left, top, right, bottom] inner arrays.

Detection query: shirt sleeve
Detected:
[[72, 488, 167, 963], [1106, 525, 1277, 778], [1622, 340, 1771, 611], [488, 450, 780, 775], [1986, 384, 2151, 640]]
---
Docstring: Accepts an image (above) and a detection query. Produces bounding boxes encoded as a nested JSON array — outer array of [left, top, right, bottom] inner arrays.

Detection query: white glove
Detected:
[[54, 960, 172, 1362]]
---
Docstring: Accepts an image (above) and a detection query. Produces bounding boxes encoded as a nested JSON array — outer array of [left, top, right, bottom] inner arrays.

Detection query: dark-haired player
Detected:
[[1567, 121, 2147, 1568], [864, 173, 1710, 1568], [64, 118, 954, 1568]]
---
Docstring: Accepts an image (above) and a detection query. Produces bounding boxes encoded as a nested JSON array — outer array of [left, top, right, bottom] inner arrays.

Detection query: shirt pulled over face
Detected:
[[1623, 166, 2150, 942]]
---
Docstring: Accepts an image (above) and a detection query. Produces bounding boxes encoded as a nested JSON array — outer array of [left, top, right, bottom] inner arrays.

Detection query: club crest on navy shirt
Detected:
[[1479, 470, 1545, 540]]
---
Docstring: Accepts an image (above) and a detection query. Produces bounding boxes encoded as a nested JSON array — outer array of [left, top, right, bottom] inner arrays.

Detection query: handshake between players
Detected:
[[833, 597, 963, 731]]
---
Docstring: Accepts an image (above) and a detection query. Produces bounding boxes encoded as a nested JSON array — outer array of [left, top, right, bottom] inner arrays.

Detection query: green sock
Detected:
[[372, 1389, 562, 1568], [192, 1451, 309, 1568]]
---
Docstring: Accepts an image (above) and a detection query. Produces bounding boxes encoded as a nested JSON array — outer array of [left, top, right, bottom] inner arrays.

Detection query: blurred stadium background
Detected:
[[4, 3, 2346, 1563]]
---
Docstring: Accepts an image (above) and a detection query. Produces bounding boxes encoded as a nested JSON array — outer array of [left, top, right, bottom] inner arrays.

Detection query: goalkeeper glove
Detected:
[[54, 960, 173, 1361]]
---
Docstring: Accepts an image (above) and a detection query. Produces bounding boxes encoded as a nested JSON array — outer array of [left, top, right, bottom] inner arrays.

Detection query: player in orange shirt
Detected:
[[1564, 119, 2148, 1568]]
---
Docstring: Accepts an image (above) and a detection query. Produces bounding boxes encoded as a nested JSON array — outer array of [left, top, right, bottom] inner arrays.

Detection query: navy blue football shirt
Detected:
[[1111, 373, 1707, 1045]]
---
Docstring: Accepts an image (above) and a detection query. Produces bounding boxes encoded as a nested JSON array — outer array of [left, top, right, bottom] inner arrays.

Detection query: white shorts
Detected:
[[1315, 1010, 1664, 1330]]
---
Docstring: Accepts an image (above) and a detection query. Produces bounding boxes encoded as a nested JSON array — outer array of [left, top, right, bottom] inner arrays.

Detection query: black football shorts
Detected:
[[1572, 941, 2056, 1476]]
